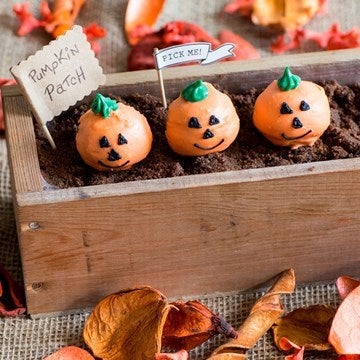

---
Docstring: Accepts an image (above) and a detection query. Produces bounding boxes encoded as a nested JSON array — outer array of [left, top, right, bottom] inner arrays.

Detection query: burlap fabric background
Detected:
[[0, 0, 358, 358]]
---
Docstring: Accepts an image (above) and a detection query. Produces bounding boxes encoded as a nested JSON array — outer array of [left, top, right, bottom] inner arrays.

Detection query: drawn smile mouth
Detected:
[[98, 160, 130, 169], [282, 130, 312, 140], [194, 139, 225, 150]]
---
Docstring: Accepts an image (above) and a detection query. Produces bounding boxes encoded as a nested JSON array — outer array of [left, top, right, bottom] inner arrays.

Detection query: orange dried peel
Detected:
[[273, 305, 336, 351], [328, 280, 360, 355], [125, 0, 166, 45], [208, 269, 295, 359], [43, 346, 95, 360], [83, 286, 171, 360]]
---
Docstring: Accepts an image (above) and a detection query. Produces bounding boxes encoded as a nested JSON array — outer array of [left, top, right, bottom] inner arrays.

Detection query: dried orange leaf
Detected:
[[251, 0, 323, 31], [125, 0, 166, 45], [329, 283, 360, 354], [162, 300, 237, 351], [273, 305, 336, 351], [83, 286, 171, 360], [43, 346, 95, 359], [208, 269, 295, 359], [156, 350, 189, 360], [336, 276, 360, 300], [218, 29, 260, 60]]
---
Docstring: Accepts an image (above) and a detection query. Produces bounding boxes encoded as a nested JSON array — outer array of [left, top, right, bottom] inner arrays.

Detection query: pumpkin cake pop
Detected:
[[76, 93, 153, 171], [166, 80, 240, 156], [253, 67, 331, 149]]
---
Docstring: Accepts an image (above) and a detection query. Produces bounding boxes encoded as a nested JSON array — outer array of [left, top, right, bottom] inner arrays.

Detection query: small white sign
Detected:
[[11, 25, 106, 127], [154, 42, 235, 70]]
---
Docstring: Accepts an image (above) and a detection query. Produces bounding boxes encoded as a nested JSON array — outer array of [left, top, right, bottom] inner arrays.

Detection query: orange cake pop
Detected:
[[76, 94, 153, 171], [166, 80, 240, 156], [253, 67, 330, 149]]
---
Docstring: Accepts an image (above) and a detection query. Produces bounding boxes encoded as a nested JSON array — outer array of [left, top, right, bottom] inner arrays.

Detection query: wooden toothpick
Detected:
[[154, 48, 167, 109]]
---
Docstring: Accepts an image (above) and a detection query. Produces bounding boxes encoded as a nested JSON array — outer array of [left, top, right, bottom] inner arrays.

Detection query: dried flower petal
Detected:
[[13, 2, 41, 36], [329, 281, 360, 354], [218, 29, 260, 60], [336, 276, 360, 300], [208, 269, 295, 358], [251, 0, 323, 31], [306, 23, 360, 50], [43, 346, 95, 359], [273, 305, 336, 351], [156, 350, 189, 360], [0, 263, 26, 317], [83, 286, 171, 360], [338, 356, 360, 360], [271, 28, 307, 54], [162, 300, 237, 351], [83, 23, 107, 54], [224, 0, 255, 17], [125, 0, 166, 45]]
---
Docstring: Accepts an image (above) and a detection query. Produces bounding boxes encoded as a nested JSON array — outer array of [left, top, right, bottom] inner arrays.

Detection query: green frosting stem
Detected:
[[277, 67, 301, 91], [91, 93, 119, 118], [181, 80, 209, 102]]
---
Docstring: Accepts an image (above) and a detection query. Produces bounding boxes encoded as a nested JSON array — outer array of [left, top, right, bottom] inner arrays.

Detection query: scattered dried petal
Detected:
[[336, 276, 360, 300], [83, 286, 171, 360], [13, 2, 41, 36], [224, 0, 255, 17], [125, 0, 166, 45], [83, 23, 107, 54], [251, 0, 322, 31], [273, 305, 336, 351], [338, 356, 360, 360], [0, 263, 26, 317], [43, 346, 95, 359], [218, 29, 260, 60], [306, 23, 360, 50], [156, 350, 189, 360], [127, 21, 220, 71], [270, 28, 307, 54], [162, 300, 237, 351], [284, 343, 305, 360], [329, 283, 360, 354], [208, 269, 295, 358]]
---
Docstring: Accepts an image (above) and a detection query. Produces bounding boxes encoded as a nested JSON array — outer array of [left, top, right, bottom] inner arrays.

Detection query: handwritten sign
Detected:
[[11, 25, 105, 147], [154, 42, 234, 69]]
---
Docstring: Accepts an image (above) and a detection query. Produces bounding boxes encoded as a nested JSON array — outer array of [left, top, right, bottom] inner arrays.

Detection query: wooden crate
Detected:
[[3, 49, 360, 316]]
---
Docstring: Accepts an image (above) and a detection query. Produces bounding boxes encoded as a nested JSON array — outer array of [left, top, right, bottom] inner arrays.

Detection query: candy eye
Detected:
[[188, 117, 202, 128], [300, 100, 310, 111], [280, 102, 293, 114], [99, 136, 110, 148], [118, 133, 128, 145], [209, 115, 220, 125]]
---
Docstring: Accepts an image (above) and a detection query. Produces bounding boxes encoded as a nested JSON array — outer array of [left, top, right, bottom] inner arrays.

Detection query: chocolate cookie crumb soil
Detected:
[[35, 81, 360, 189]]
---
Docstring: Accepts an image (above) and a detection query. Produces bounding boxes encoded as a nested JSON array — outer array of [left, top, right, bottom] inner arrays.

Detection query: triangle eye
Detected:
[[118, 133, 128, 145], [188, 117, 202, 128], [209, 115, 220, 125], [280, 102, 293, 114], [300, 100, 310, 111], [99, 136, 110, 148]]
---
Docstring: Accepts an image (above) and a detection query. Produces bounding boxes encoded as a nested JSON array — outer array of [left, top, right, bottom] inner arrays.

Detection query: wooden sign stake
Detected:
[[154, 48, 168, 109]]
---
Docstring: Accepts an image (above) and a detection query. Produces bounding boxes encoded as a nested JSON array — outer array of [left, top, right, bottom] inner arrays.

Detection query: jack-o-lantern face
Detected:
[[166, 80, 240, 156], [76, 94, 153, 171], [253, 67, 330, 149]]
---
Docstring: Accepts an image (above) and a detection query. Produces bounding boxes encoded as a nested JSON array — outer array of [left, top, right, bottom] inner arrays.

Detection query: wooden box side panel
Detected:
[[18, 169, 360, 315], [3, 95, 42, 194]]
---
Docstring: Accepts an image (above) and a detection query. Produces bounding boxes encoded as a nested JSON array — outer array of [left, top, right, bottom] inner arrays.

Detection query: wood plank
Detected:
[[3, 95, 42, 194], [18, 167, 360, 314]]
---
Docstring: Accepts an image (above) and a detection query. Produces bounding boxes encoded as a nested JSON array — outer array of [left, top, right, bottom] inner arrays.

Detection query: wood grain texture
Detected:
[[3, 49, 360, 315]]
